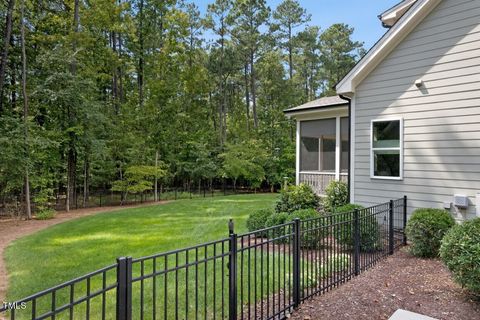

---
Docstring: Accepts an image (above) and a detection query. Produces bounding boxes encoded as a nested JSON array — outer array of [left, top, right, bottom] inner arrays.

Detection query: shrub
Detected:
[[290, 208, 323, 248], [331, 204, 381, 252], [333, 204, 364, 214], [246, 208, 274, 237], [326, 253, 351, 273], [35, 209, 56, 220], [323, 180, 348, 213], [265, 212, 290, 243], [440, 218, 480, 295], [275, 184, 320, 214], [406, 208, 455, 258]]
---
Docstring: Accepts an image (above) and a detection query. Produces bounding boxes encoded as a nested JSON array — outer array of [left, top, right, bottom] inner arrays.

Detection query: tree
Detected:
[[0, 0, 15, 113], [220, 140, 267, 190], [271, 0, 310, 80], [229, 0, 270, 129], [112, 165, 167, 203], [319, 23, 365, 96], [20, 0, 31, 219]]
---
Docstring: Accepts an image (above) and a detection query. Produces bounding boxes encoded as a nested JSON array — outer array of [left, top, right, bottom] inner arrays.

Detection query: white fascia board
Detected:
[[380, 0, 418, 27], [336, 0, 442, 96]]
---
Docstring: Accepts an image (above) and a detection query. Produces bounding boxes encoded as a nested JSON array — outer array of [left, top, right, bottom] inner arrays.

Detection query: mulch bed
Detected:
[[290, 248, 480, 320]]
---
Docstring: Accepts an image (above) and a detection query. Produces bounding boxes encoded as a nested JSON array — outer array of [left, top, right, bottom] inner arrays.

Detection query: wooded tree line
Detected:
[[0, 0, 364, 217]]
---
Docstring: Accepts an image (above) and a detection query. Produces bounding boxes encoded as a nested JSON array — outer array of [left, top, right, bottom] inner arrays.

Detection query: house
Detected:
[[285, 0, 480, 220]]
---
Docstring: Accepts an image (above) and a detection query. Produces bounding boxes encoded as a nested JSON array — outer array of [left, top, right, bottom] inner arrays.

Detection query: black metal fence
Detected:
[[0, 197, 407, 320], [0, 184, 264, 218]]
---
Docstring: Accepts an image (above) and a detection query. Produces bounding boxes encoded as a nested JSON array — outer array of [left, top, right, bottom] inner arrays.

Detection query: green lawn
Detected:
[[4, 194, 280, 319]]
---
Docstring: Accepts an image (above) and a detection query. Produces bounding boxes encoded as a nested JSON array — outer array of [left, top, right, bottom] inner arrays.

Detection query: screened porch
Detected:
[[296, 116, 349, 195]]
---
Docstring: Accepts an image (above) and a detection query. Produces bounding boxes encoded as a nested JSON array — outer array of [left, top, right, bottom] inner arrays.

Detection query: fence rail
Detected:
[[1, 196, 408, 320]]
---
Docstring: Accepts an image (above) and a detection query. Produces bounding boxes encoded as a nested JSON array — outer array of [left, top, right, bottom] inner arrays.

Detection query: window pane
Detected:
[[300, 119, 336, 172], [340, 117, 349, 172], [300, 137, 319, 171], [373, 120, 400, 148], [320, 137, 336, 172], [374, 150, 400, 177]]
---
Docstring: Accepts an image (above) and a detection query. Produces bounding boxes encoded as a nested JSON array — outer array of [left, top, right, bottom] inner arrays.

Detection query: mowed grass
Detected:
[[4, 194, 280, 319]]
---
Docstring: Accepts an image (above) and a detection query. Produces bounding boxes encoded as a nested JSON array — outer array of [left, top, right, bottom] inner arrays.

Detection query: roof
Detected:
[[283, 96, 348, 115], [337, 0, 442, 95], [379, 0, 418, 27]]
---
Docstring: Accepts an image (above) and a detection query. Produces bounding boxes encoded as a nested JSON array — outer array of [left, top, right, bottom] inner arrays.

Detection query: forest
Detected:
[[0, 0, 365, 218]]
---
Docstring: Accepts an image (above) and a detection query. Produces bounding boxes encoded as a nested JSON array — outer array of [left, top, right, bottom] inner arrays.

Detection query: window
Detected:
[[371, 119, 403, 179], [300, 118, 336, 172], [340, 117, 349, 173]]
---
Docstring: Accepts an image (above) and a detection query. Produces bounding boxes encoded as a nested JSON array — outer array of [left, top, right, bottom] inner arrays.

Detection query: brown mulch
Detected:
[[290, 248, 480, 320], [0, 201, 169, 303]]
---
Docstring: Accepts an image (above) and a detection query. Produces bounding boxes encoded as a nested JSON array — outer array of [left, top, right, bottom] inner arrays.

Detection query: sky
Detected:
[[194, 0, 401, 50]]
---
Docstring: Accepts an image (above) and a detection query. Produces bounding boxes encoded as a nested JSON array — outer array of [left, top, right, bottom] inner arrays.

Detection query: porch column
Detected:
[[335, 116, 341, 181]]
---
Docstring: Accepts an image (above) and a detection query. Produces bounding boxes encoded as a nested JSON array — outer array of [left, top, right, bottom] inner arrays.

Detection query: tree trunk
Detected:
[[0, 0, 15, 113], [154, 151, 159, 202], [9, 35, 16, 111], [83, 153, 89, 208], [138, 0, 144, 108], [250, 51, 258, 128], [288, 23, 293, 80], [20, 0, 31, 219], [244, 62, 250, 131], [66, 0, 80, 212]]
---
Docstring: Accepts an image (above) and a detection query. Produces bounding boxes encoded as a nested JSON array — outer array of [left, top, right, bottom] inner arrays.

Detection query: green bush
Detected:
[[440, 218, 480, 295], [323, 180, 348, 213], [333, 204, 364, 214], [290, 208, 323, 248], [265, 212, 290, 243], [331, 204, 381, 252], [246, 208, 274, 237], [326, 253, 352, 273], [406, 208, 455, 258], [35, 209, 56, 220], [275, 184, 320, 214]]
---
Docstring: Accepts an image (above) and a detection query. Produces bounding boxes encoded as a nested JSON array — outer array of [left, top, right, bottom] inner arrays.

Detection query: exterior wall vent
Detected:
[[453, 194, 469, 209]]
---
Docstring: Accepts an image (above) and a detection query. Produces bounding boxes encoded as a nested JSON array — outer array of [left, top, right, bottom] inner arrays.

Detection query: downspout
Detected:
[[339, 94, 352, 202]]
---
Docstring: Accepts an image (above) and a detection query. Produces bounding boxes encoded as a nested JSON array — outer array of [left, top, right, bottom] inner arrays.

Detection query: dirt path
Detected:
[[291, 248, 480, 320], [0, 201, 169, 303]]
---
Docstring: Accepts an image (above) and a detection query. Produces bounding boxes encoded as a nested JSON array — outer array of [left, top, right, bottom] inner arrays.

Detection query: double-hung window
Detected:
[[371, 119, 403, 179]]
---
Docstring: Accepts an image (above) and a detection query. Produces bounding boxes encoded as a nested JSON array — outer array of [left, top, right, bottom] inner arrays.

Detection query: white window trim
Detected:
[[370, 118, 404, 180]]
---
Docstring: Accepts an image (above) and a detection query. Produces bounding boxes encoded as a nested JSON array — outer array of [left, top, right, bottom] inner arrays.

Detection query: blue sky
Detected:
[[195, 0, 400, 50]]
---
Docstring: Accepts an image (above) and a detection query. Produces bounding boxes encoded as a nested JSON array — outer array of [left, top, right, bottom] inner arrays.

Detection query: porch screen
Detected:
[[300, 119, 336, 172]]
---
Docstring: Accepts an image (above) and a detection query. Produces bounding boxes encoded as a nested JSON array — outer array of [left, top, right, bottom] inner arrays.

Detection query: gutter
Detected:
[[339, 94, 352, 203]]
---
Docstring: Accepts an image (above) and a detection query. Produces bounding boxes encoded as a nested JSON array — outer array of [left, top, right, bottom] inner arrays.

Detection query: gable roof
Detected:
[[336, 0, 442, 96], [283, 96, 348, 116]]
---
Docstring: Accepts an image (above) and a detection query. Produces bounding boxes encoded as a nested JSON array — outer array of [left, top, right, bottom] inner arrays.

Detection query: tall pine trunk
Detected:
[[66, 0, 80, 212], [154, 151, 159, 202], [20, 0, 31, 219], [288, 24, 293, 80], [138, 0, 144, 108], [250, 51, 258, 128], [244, 62, 250, 131], [0, 0, 15, 113]]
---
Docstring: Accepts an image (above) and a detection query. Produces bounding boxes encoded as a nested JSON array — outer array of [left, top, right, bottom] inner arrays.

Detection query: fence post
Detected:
[[403, 195, 408, 245], [292, 218, 301, 308], [116, 257, 132, 320], [228, 220, 237, 320], [389, 200, 395, 255], [353, 209, 360, 276]]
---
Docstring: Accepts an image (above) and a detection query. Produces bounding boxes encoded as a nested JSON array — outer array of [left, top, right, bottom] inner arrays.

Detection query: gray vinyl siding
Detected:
[[353, 0, 480, 220]]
